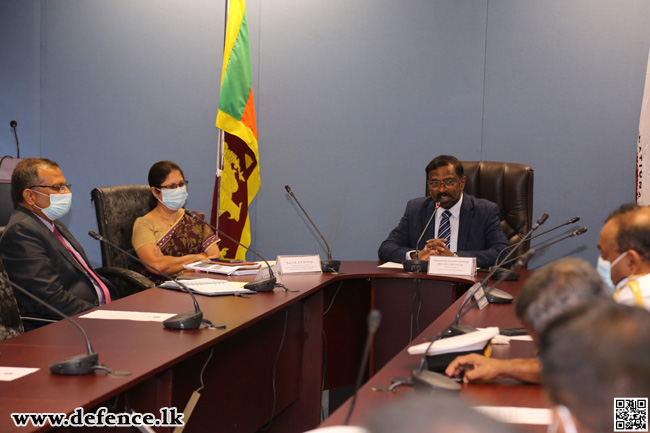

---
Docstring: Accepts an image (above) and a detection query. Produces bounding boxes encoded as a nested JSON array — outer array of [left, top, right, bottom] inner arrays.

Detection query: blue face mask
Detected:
[[158, 186, 188, 211], [33, 191, 72, 221], [597, 253, 627, 293]]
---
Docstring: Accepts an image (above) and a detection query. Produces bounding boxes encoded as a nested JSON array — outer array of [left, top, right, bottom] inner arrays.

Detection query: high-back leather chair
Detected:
[[0, 157, 24, 238], [0, 257, 23, 341], [462, 161, 534, 255], [427, 161, 534, 257], [91, 185, 156, 295]]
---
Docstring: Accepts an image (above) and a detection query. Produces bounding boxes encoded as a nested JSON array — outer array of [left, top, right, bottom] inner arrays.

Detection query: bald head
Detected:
[[599, 204, 650, 285], [617, 206, 650, 263]]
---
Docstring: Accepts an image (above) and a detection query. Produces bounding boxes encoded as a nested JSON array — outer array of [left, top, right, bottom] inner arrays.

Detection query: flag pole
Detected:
[[215, 0, 230, 230]]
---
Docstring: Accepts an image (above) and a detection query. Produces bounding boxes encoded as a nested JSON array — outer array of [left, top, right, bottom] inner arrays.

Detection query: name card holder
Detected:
[[275, 255, 323, 274], [460, 282, 489, 310], [427, 256, 477, 277]]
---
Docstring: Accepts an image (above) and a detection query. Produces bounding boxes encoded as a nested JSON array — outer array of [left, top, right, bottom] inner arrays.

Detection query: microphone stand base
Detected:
[[163, 311, 204, 330], [485, 288, 514, 304], [321, 259, 341, 273], [403, 259, 428, 273], [410, 369, 461, 392], [50, 352, 100, 375], [244, 277, 276, 292]]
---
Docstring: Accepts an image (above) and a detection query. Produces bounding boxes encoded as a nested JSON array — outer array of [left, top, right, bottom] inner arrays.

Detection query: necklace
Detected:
[[156, 207, 178, 228]]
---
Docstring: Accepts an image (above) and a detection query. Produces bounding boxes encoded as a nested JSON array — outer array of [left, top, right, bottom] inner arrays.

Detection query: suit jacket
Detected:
[[378, 194, 509, 268], [0, 206, 117, 330]]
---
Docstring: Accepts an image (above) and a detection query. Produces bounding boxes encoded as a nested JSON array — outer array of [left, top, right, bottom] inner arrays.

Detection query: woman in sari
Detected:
[[132, 161, 220, 283]]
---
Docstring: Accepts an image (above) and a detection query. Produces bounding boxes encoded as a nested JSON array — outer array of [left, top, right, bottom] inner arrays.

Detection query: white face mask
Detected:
[[32, 190, 72, 221], [597, 255, 615, 292], [157, 186, 188, 211], [597, 252, 627, 289]]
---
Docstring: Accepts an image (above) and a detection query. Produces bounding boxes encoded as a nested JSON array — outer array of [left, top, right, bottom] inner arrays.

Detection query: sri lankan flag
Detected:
[[212, 0, 259, 260]]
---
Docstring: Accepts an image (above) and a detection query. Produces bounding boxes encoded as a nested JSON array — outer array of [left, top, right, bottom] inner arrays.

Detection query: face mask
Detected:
[[158, 186, 188, 211], [597, 252, 628, 292], [597, 255, 616, 292], [33, 191, 72, 221]]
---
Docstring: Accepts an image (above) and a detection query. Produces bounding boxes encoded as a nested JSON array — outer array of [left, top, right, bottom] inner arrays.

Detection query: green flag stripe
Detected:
[[218, 13, 252, 121]]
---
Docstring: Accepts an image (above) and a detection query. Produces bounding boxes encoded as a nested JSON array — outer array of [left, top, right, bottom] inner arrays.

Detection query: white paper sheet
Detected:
[[0, 367, 40, 381], [474, 406, 553, 425], [378, 262, 404, 269], [79, 310, 176, 322]]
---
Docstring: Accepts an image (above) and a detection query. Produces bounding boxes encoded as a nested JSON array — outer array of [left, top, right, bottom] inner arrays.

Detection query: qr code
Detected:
[[615, 398, 648, 432]]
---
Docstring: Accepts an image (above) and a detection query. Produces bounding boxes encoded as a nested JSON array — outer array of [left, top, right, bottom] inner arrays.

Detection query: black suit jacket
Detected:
[[378, 194, 509, 268], [0, 206, 116, 330]]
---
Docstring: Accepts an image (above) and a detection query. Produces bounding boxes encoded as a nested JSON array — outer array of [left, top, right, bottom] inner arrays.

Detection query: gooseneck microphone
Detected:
[[409, 213, 545, 388], [494, 216, 580, 265], [344, 309, 381, 425], [9, 120, 20, 158], [480, 212, 549, 301], [0, 273, 100, 375], [403, 201, 440, 273], [184, 211, 276, 292], [284, 185, 340, 273], [88, 231, 206, 330], [504, 227, 588, 268], [409, 213, 551, 389]]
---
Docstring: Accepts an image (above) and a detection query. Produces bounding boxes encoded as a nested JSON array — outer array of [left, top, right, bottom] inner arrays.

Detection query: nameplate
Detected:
[[275, 255, 323, 274], [461, 282, 489, 309], [427, 256, 476, 277]]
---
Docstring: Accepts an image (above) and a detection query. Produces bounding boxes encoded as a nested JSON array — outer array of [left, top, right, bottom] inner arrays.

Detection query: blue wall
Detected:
[[2, 0, 650, 269]]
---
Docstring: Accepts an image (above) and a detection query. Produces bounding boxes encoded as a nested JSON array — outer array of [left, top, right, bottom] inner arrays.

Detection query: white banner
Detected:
[[637, 49, 650, 205]]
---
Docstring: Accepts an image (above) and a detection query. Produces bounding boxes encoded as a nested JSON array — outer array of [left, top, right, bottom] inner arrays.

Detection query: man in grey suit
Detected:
[[0, 158, 116, 331], [378, 155, 508, 268]]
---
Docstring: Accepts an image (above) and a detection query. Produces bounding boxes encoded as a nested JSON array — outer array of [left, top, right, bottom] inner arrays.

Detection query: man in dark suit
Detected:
[[0, 158, 116, 331], [378, 155, 508, 268]]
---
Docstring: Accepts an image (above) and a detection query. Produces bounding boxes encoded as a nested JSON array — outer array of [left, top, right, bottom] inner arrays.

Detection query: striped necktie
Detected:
[[438, 210, 451, 249]]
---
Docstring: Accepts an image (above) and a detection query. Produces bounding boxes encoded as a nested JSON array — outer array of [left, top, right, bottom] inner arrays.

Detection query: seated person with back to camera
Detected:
[[446, 203, 650, 385], [131, 160, 220, 284], [445, 257, 611, 384], [378, 155, 509, 268]]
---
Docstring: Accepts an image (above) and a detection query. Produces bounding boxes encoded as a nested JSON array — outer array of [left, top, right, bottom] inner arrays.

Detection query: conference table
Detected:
[[320, 267, 549, 432], [0, 261, 546, 433]]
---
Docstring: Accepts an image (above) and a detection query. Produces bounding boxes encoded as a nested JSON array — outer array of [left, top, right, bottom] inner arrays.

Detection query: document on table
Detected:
[[408, 327, 500, 356], [475, 406, 553, 425], [0, 367, 40, 381], [378, 262, 404, 269], [80, 311, 177, 322], [158, 278, 255, 296]]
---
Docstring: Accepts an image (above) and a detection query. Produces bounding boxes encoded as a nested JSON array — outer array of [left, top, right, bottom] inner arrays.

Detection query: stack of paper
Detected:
[[407, 327, 500, 356], [183, 260, 261, 276], [159, 278, 255, 296]]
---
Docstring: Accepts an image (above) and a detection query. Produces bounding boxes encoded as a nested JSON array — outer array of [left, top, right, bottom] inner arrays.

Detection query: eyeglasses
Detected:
[[427, 179, 460, 188], [28, 184, 72, 192], [157, 180, 188, 190]]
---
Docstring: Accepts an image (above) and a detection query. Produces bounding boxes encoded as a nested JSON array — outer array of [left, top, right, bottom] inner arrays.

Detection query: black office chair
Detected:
[[91, 185, 156, 297], [0, 156, 24, 237], [426, 161, 534, 262], [0, 258, 23, 341]]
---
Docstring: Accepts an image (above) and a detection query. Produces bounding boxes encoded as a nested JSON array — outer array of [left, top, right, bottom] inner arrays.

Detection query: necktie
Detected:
[[53, 227, 111, 304], [438, 210, 451, 249]]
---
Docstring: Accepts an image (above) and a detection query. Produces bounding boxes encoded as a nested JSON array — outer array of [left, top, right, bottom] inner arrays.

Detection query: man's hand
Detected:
[[418, 239, 453, 259], [445, 353, 542, 384], [445, 353, 506, 383]]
